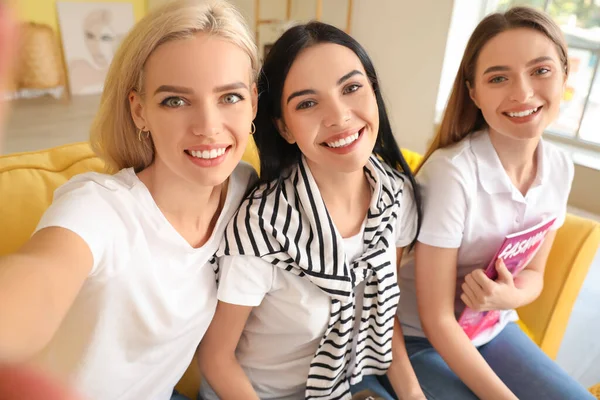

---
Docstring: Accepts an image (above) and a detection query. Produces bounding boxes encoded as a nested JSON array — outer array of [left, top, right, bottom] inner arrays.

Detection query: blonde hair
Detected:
[[90, 0, 259, 173], [418, 6, 568, 172]]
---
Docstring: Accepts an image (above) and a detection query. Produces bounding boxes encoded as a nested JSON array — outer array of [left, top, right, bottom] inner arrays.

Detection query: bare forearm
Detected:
[[424, 317, 517, 400], [0, 229, 91, 362], [197, 348, 259, 400], [0, 254, 61, 361], [512, 269, 544, 308], [386, 319, 424, 399]]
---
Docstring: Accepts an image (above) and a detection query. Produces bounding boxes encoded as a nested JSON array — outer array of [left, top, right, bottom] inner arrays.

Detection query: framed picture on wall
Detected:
[[257, 20, 297, 60], [57, 1, 135, 96]]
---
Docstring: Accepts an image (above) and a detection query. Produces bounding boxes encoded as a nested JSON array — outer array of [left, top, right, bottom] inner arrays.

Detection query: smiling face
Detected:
[[129, 32, 257, 188], [277, 42, 379, 174], [469, 27, 566, 141]]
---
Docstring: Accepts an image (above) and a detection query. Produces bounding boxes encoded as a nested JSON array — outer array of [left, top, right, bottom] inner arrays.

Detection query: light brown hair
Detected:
[[90, 0, 259, 173], [418, 6, 569, 172]]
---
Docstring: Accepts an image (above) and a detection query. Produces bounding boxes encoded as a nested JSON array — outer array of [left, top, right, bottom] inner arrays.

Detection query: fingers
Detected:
[[495, 258, 514, 283], [470, 269, 495, 294], [461, 280, 480, 305], [460, 292, 475, 310]]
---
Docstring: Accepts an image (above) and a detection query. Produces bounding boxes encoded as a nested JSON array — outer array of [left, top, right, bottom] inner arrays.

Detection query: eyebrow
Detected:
[[214, 81, 249, 93], [286, 69, 364, 104], [337, 69, 363, 85], [153, 82, 248, 96], [482, 56, 556, 75], [154, 85, 193, 95]]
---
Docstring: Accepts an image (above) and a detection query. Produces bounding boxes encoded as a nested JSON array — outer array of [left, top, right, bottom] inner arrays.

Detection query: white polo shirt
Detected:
[[200, 185, 418, 400], [397, 130, 574, 347], [31, 163, 255, 400]]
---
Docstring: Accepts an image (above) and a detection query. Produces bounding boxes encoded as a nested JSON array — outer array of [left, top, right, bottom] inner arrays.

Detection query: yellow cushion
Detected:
[[400, 148, 423, 172], [517, 213, 600, 359], [589, 383, 600, 398], [0, 142, 104, 256]]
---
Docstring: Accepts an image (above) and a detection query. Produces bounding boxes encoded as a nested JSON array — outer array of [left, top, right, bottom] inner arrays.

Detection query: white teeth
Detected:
[[507, 107, 539, 118], [326, 132, 360, 148], [188, 148, 227, 159]]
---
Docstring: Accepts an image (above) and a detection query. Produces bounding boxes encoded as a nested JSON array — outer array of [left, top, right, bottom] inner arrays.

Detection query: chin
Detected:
[[337, 152, 373, 173], [507, 127, 544, 141], [185, 165, 233, 188], [191, 174, 229, 188]]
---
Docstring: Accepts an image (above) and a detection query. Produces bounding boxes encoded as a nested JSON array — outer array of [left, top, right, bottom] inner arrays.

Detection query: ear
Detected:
[[275, 118, 295, 144], [250, 82, 258, 119], [129, 90, 148, 130], [466, 81, 480, 109]]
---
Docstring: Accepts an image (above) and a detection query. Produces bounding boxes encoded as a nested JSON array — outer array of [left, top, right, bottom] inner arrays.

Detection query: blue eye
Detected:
[[343, 84, 362, 94], [222, 93, 244, 104], [297, 100, 316, 110], [161, 97, 187, 108], [489, 76, 507, 84]]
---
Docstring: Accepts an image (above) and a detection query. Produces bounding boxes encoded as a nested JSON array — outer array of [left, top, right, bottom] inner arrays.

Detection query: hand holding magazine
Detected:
[[458, 217, 557, 340]]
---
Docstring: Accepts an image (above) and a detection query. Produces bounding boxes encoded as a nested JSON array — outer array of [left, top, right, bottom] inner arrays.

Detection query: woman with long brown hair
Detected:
[[392, 6, 594, 400]]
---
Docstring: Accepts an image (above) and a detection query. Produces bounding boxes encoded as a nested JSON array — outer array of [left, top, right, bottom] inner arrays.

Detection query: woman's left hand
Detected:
[[460, 258, 522, 311]]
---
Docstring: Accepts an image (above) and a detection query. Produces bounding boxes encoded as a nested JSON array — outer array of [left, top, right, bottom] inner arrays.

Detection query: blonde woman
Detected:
[[0, 1, 258, 400]]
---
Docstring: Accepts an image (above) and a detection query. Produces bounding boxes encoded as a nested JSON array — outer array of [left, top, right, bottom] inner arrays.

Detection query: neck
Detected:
[[488, 129, 539, 195], [137, 160, 225, 247], [305, 159, 371, 237]]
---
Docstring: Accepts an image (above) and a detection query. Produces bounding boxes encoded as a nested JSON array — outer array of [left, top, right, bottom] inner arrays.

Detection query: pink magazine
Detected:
[[458, 216, 557, 340]]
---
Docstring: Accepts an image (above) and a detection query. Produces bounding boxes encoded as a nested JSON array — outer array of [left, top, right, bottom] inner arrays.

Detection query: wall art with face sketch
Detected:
[[57, 1, 134, 96]]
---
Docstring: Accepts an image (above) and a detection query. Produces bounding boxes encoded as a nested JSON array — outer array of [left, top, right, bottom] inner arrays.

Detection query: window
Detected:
[[437, 0, 600, 151]]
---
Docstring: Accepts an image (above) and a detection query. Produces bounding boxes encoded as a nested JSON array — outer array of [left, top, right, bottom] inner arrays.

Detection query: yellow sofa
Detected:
[[1, 141, 599, 399]]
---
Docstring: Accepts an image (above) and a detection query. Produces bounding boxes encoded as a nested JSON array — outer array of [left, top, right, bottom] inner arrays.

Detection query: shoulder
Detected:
[[419, 139, 477, 189], [426, 134, 478, 173], [541, 139, 574, 182], [53, 168, 139, 208], [229, 161, 258, 190]]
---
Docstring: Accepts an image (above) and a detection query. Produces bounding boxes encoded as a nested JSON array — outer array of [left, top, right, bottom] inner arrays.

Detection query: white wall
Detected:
[[148, 0, 455, 154], [349, 0, 453, 153]]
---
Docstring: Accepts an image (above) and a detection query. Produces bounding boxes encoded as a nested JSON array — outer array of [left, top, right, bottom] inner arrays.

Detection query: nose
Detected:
[[509, 76, 534, 103], [322, 97, 351, 128], [191, 102, 221, 137]]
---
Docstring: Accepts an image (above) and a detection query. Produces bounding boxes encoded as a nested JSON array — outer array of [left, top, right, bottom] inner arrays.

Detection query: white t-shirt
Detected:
[[31, 163, 255, 400], [200, 187, 417, 400], [398, 130, 574, 347]]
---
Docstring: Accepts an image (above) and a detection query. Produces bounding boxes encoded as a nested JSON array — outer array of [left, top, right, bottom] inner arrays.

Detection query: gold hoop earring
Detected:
[[250, 122, 256, 135], [137, 128, 150, 141]]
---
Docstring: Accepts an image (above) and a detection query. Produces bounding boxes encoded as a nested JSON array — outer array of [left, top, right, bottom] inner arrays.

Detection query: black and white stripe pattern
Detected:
[[216, 155, 405, 400]]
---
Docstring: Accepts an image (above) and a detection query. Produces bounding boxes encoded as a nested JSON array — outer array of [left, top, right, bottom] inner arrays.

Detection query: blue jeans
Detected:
[[350, 374, 397, 400], [394, 322, 594, 400]]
